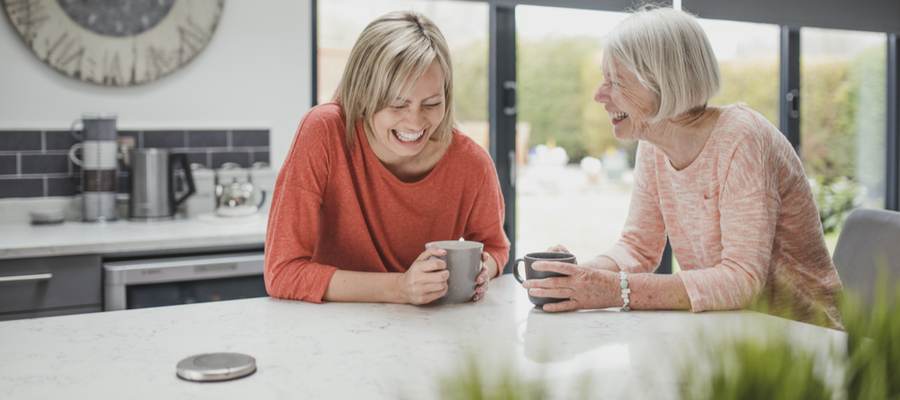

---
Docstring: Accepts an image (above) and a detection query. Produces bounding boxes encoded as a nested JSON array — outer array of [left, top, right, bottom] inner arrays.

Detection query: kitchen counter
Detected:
[[0, 215, 268, 260], [0, 275, 846, 399]]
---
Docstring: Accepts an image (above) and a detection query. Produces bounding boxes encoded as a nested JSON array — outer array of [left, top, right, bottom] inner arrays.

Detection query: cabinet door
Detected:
[[0, 254, 101, 319]]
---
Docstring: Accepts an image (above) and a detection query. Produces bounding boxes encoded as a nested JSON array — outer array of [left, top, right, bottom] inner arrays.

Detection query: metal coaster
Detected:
[[176, 352, 256, 382]]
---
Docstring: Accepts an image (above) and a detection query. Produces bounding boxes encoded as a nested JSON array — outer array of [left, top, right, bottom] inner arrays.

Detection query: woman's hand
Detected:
[[472, 252, 494, 302], [397, 246, 451, 305], [521, 261, 619, 312]]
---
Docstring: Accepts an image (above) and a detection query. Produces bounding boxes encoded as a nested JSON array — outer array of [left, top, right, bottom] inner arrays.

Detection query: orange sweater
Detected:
[[605, 104, 843, 329], [265, 103, 510, 302]]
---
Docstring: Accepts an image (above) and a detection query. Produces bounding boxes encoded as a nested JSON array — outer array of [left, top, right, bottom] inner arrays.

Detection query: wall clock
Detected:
[[2, 0, 224, 86]]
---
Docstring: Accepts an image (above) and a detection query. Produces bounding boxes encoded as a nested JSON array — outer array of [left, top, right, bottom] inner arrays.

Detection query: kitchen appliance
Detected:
[[215, 180, 266, 217], [103, 252, 266, 311], [69, 114, 118, 222], [126, 148, 196, 221], [184, 164, 216, 218]]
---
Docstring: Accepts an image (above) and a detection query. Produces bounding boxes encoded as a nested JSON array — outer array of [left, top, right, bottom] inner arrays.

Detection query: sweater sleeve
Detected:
[[603, 143, 668, 273], [264, 107, 339, 303], [462, 149, 511, 275], [677, 131, 779, 312]]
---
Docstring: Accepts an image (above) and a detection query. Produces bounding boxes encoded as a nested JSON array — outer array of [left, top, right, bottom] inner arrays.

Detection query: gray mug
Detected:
[[426, 240, 483, 305], [513, 252, 576, 306]]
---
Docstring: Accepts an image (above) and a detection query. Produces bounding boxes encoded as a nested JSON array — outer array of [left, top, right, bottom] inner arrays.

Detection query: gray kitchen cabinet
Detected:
[[0, 254, 102, 321]]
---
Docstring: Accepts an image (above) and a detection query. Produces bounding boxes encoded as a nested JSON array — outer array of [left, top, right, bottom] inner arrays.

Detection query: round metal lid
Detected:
[[176, 352, 256, 382]]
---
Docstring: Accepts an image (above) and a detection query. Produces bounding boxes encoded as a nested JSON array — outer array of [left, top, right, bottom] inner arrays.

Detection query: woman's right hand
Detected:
[[547, 244, 620, 271], [396, 245, 451, 304], [548, 244, 571, 253]]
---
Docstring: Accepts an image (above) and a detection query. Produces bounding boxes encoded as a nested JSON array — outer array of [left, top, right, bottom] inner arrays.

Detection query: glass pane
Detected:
[[800, 27, 886, 252], [318, 0, 490, 151], [515, 6, 631, 261], [699, 19, 780, 126]]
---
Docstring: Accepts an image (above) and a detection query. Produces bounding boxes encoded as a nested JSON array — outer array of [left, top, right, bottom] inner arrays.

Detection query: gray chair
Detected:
[[832, 208, 900, 303]]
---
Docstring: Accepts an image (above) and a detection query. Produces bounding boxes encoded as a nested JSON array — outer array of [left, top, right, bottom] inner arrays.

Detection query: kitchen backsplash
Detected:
[[0, 129, 269, 199]]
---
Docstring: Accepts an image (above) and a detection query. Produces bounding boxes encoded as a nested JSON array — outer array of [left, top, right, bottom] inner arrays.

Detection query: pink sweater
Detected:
[[265, 103, 510, 303], [605, 104, 843, 329]]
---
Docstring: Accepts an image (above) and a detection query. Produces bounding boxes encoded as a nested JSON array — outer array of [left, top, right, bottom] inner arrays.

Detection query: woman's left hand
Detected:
[[472, 252, 493, 302], [521, 261, 617, 312]]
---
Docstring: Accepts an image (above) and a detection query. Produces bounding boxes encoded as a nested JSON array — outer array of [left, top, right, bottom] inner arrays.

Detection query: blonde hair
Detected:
[[604, 5, 720, 122], [332, 11, 455, 148]]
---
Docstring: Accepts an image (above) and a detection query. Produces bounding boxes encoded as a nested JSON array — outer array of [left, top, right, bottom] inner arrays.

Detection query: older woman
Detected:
[[265, 11, 510, 305], [524, 6, 843, 329]]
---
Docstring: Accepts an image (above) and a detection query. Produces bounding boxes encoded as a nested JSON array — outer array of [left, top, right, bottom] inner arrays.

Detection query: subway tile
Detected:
[[22, 154, 68, 174], [0, 178, 43, 198], [233, 130, 269, 147], [46, 130, 80, 150], [251, 151, 270, 165], [0, 131, 42, 151], [180, 152, 209, 168], [188, 130, 227, 148], [211, 151, 250, 169], [0, 155, 16, 175], [143, 130, 185, 149], [48, 176, 80, 196]]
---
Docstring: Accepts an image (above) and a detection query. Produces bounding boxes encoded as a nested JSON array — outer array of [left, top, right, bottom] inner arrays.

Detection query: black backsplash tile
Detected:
[[0, 131, 42, 151], [22, 154, 69, 174], [252, 151, 270, 165], [233, 130, 269, 147], [175, 151, 209, 168], [211, 151, 250, 168], [0, 178, 43, 198], [0, 155, 17, 175], [46, 130, 79, 150], [188, 130, 227, 148], [48, 176, 79, 196], [1, 128, 267, 199], [143, 130, 185, 148]]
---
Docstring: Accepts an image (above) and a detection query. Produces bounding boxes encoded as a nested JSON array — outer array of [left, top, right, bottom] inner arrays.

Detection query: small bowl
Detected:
[[30, 210, 65, 225]]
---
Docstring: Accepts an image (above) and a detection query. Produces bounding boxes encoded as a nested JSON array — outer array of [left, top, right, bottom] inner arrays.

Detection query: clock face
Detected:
[[2, 0, 224, 86]]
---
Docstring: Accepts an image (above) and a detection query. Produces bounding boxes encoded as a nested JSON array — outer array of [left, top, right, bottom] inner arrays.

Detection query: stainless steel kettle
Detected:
[[125, 148, 195, 221]]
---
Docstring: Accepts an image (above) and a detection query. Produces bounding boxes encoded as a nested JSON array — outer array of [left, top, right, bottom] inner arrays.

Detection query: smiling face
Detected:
[[594, 56, 657, 141], [368, 60, 446, 162]]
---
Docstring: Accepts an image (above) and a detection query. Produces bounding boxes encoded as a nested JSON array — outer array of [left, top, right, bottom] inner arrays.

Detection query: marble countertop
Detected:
[[0, 215, 267, 260], [0, 275, 846, 399]]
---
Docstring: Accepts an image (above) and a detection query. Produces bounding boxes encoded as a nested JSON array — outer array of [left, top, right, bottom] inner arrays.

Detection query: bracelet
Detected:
[[619, 271, 631, 311]]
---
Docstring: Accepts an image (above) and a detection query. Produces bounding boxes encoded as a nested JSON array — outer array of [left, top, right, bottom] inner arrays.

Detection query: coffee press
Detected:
[[68, 114, 118, 222]]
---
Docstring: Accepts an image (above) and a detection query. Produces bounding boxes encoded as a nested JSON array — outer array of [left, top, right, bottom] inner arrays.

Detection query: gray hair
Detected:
[[604, 5, 721, 122], [332, 11, 455, 148]]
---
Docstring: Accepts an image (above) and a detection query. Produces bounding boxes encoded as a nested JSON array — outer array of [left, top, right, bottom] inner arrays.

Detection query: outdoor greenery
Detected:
[[810, 176, 865, 234], [453, 38, 885, 190]]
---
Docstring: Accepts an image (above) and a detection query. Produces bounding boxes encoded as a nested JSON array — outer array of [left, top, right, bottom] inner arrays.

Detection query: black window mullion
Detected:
[[489, 5, 517, 273], [887, 33, 900, 211], [311, 0, 318, 108], [779, 26, 801, 153]]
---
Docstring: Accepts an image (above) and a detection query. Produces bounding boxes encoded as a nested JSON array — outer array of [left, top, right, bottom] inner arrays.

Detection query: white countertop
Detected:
[[0, 276, 846, 399], [0, 215, 268, 260]]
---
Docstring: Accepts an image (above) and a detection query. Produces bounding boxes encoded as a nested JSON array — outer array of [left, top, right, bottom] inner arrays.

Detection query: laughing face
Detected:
[[368, 60, 446, 162], [594, 56, 657, 141]]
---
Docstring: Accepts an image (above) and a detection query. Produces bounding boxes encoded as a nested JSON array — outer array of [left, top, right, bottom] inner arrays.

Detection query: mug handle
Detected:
[[68, 143, 83, 167], [512, 258, 526, 283], [70, 119, 83, 141]]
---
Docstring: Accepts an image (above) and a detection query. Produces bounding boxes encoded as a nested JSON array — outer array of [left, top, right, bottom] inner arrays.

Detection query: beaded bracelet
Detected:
[[619, 271, 631, 311]]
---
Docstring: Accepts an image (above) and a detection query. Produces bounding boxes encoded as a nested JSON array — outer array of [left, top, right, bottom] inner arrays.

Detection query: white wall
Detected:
[[0, 0, 312, 170]]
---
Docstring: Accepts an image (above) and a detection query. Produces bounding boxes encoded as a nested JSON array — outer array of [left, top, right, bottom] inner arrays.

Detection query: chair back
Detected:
[[832, 208, 900, 303]]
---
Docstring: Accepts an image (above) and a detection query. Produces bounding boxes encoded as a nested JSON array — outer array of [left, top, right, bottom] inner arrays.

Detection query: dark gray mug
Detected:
[[513, 252, 576, 306], [426, 240, 483, 305]]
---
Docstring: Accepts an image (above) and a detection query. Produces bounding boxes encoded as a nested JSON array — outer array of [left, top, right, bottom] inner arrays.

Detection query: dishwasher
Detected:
[[103, 251, 267, 311]]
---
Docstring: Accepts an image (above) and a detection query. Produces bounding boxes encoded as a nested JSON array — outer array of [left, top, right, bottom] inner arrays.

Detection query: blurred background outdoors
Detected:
[[318, 0, 887, 263]]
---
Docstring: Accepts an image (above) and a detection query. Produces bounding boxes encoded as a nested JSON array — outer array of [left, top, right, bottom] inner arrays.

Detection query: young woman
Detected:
[[265, 11, 510, 305]]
